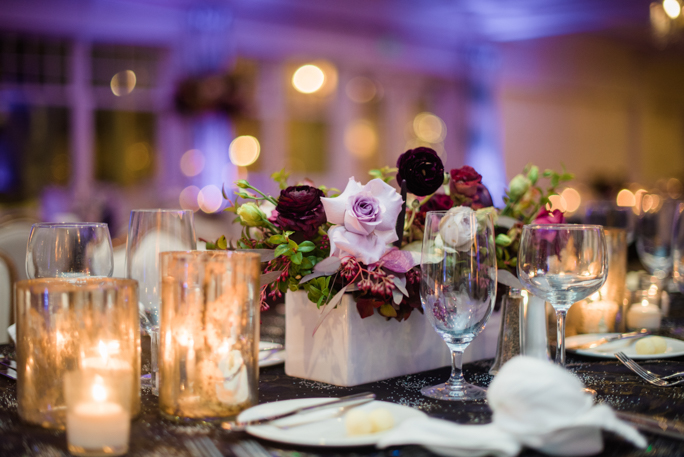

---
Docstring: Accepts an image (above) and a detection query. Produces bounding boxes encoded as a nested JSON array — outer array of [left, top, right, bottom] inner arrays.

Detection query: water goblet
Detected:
[[671, 202, 684, 293], [636, 194, 678, 279], [26, 222, 113, 279], [420, 209, 497, 401], [125, 209, 196, 393], [518, 224, 608, 367]]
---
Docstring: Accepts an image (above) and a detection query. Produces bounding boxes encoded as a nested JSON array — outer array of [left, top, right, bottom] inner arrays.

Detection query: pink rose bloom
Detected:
[[534, 209, 566, 225], [321, 178, 404, 265]]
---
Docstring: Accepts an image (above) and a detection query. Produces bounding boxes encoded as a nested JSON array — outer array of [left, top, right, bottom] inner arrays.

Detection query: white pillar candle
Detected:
[[67, 401, 129, 452], [627, 301, 662, 331]]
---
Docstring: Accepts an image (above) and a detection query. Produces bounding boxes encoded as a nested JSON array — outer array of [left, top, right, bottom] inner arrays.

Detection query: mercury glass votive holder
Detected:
[[159, 251, 261, 421], [15, 278, 140, 430], [64, 370, 132, 456]]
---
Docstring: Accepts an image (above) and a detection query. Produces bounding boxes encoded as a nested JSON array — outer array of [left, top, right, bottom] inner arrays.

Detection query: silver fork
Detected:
[[615, 352, 684, 387], [184, 436, 224, 457], [231, 440, 272, 457]]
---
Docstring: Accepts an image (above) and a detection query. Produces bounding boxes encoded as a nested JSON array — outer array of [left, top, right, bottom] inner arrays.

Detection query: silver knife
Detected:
[[0, 366, 16, 380], [570, 329, 650, 350], [222, 392, 376, 431], [617, 412, 684, 441]]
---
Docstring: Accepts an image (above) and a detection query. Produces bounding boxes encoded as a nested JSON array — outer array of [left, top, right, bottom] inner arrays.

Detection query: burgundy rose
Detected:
[[421, 193, 453, 213], [534, 209, 566, 224], [274, 185, 326, 237], [396, 147, 445, 197], [450, 166, 482, 197]]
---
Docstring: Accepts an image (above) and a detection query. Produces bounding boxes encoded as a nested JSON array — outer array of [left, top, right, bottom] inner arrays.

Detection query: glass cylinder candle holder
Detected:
[[15, 278, 140, 429], [64, 370, 132, 456], [159, 251, 260, 421]]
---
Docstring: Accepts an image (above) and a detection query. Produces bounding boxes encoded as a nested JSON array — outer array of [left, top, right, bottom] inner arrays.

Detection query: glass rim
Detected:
[[15, 277, 138, 292], [31, 222, 108, 228], [130, 209, 193, 214], [524, 223, 604, 230], [160, 250, 261, 262]]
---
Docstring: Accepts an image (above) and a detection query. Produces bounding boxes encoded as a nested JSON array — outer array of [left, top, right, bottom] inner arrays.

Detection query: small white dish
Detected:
[[238, 398, 425, 447], [567, 333, 684, 359], [258, 342, 285, 367]]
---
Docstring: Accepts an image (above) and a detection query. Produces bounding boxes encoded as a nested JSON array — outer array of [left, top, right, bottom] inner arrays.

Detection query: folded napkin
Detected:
[[377, 356, 647, 457], [7, 324, 15, 344]]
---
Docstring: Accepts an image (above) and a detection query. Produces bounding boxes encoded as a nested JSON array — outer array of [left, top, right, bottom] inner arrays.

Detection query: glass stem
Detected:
[[446, 348, 466, 391], [555, 309, 568, 367]]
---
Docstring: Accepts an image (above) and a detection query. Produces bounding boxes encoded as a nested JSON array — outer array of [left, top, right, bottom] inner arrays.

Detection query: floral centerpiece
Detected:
[[208, 147, 572, 318]]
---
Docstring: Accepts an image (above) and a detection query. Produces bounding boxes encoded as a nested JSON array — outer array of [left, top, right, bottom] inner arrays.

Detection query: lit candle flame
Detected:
[[92, 376, 107, 402]]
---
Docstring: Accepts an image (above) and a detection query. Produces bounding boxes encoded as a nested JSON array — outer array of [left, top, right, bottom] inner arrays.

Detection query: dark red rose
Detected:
[[534, 209, 566, 224], [396, 147, 445, 197], [274, 185, 326, 237], [471, 184, 494, 209], [450, 166, 482, 197], [421, 194, 453, 213]]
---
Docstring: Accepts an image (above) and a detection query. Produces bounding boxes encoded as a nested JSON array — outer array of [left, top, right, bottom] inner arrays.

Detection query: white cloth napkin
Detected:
[[7, 324, 15, 344], [377, 356, 647, 457]]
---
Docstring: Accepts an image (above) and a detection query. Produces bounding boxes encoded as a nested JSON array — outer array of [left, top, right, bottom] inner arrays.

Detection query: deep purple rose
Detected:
[[274, 185, 326, 237], [450, 166, 482, 197], [396, 147, 445, 197], [421, 193, 453, 213], [534, 209, 566, 225]]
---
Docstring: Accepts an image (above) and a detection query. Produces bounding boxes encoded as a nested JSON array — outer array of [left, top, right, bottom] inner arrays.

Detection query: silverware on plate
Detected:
[[615, 351, 684, 387], [221, 392, 375, 432], [569, 330, 650, 350]]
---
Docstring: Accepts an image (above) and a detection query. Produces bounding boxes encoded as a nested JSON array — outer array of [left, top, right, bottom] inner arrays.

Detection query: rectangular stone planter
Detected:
[[284, 290, 451, 387]]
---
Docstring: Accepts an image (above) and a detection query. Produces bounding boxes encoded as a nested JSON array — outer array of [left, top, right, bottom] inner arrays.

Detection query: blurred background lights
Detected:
[[180, 149, 205, 177], [547, 194, 567, 212], [292, 64, 325, 94], [560, 188, 581, 213], [413, 112, 446, 143], [346, 76, 377, 103], [179, 185, 200, 212], [124, 142, 151, 172], [110, 70, 136, 96], [229, 135, 260, 166], [344, 120, 378, 159], [664, 0, 681, 19], [667, 177, 683, 198], [197, 185, 223, 213], [616, 189, 636, 207]]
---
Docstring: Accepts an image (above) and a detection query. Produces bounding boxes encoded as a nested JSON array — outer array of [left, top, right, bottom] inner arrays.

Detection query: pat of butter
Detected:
[[635, 336, 668, 355], [345, 408, 395, 436]]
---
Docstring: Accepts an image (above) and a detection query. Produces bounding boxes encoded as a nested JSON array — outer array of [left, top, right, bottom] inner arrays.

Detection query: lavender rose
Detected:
[[396, 147, 445, 196], [273, 185, 326, 238]]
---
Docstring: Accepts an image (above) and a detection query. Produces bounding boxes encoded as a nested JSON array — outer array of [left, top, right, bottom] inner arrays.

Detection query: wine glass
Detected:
[[672, 202, 684, 292], [420, 210, 497, 401], [125, 209, 196, 393], [517, 224, 607, 367], [636, 194, 678, 279], [585, 201, 634, 244], [26, 222, 113, 278]]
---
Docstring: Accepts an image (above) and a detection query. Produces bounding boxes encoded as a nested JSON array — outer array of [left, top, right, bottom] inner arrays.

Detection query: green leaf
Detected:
[[274, 244, 291, 258], [298, 241, 315, 253], [495, 234, 512, 247], [204, 241, 216, 250], [300, 257, 314, 270], [269, 235, 287, 245], [291, 252, 303, 265], [216, 235, 228, 250], [379, 304, 397, 318], [288, 239, 297, 249]]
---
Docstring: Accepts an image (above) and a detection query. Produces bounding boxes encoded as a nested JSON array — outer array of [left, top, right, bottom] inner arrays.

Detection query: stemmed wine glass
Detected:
[[420, 209, 497, 401], [636, 194, 678, 279], [26, 222, 114, 278], [517, 224, 608, 367], [672, 202, 684, 292], [125, 209, 196, 393]]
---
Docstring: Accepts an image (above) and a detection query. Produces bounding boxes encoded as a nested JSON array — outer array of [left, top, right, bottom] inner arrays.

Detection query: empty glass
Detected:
[[585, 201, 634, 244], [672, 202, 684, 293], [420, 210, 497, 401], [125, 210, 196, 393], [636, 194, 678, 278], [26, 223, 113, 279], [518, 224, 608, 367]]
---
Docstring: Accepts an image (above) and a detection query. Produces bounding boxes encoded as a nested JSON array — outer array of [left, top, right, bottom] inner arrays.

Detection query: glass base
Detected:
[[421, 382, 488, 401], [68, 444, 128, 456], [141, 373, 159, 396]]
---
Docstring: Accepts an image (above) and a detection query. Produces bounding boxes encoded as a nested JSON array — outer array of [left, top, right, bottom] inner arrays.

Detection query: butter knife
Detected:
[[222, 392, 376, 431], [617, 412, 684, 441], [570, 329, 650, 350]]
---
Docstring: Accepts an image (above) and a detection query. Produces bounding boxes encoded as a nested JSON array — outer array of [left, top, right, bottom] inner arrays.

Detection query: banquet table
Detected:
[[3, 305, 684, 457]]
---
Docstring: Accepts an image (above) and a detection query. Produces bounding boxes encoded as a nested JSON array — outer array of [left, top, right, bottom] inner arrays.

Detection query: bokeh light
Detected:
[[633, 189, 647, 214], [198, 185, 223, 213], [664, 0, 681, 19], [125, 142, 151, 172], [413, 112, 446, 143], [561, 188, 581, 213], [616, 189, 636, 207], [110, 70, 136, 96], [346, 76, 377, 103], [180, 149, 205, 177], [179, 186, 200, 212], [292, 64, 325, 94], [667, 177, 683, 198], [229, 135, 261, 167], [344, 120, 378, 159], [547, 194, 567, 212]]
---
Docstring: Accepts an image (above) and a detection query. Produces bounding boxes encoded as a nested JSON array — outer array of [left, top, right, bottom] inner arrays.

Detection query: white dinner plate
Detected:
[[567, 333, 684, 359], [238, 398, 426, 447], [258, 342, 285, 367]]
